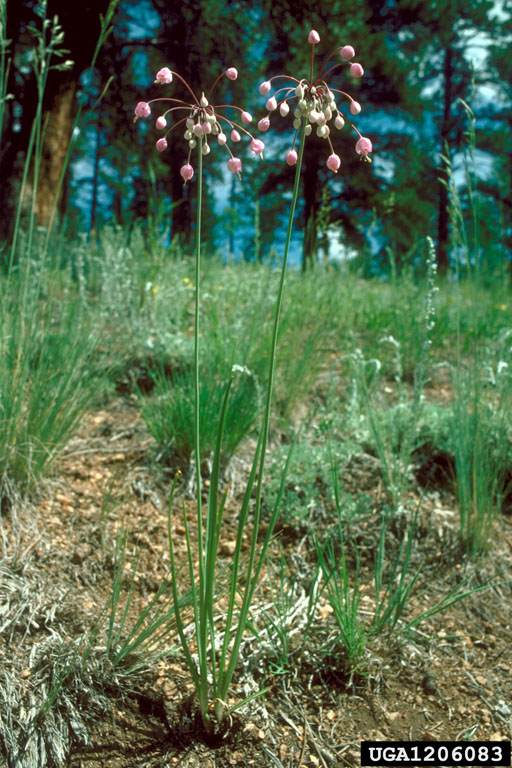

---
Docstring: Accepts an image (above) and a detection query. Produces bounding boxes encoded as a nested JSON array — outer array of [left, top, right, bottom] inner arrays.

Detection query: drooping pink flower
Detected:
[[340, 45, 355, 60], [134, 66, 264, 181], [155, 67, 173, 84], [326, 153, 341, 172], [134, 101, 151, 118], [250, 138, 265, 155], [355, 136, 373, 159], [256, 30, 372, 174], [350, 63, 364, 78], [227, 157, 242, 174], [180, 164, 194, 181]]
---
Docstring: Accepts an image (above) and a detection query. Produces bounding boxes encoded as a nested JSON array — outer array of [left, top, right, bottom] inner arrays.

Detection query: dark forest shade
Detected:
[[1, 0, 511, 272]]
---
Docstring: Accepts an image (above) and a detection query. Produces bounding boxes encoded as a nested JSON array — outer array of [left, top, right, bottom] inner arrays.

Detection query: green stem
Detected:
[[254, 120, 306, 519], [217, 120, 307, 708], [194, 141, 211, 728]]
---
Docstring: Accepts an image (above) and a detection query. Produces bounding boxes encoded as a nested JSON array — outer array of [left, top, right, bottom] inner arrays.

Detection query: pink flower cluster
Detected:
[[257, 30, 372, 172], [134, 67, 264, 183]]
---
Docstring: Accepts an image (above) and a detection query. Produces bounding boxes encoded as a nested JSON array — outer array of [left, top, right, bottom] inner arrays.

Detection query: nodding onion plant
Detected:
[[133, 28, 372, 734]]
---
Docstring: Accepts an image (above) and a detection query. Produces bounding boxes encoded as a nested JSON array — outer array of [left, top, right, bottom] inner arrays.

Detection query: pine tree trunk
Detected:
[[437, 45, 454, 275], [35, 78, 77, 228], [302, 153, 320, 271]]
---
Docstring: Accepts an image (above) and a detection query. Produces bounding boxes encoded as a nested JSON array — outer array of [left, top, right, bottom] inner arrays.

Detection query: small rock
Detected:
[[220, 541, 236, 555]]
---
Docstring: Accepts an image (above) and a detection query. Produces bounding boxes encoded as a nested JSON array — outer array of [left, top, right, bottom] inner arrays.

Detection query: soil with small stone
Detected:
[[1, 380, 512, 768]]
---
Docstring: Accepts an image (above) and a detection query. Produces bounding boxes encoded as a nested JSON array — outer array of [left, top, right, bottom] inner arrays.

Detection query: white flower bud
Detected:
[[202, 142, 210, 155], [298, 99, 307, 111], [304, 124, 312, 135], [184, 129, 192, 140], [295, 83, 304, 98], [189, 139, 197, 148], [293, 118, 301, 129], [324, 106, 332, 121], [212, 123, 220, 135], [317, 125, 328, 138], [294, 107, 302, 119], [186, 117, 195, 128], [280, 102, 290, 116], [200, 94, 208, 107], [334, 115, 345, 130]]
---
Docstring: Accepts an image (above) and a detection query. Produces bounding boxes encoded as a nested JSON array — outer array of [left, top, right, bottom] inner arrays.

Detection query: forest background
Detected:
[[2, 0, 511, 274]]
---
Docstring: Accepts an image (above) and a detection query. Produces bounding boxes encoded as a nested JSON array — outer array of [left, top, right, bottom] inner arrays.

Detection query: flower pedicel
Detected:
[[134, 66, 264, 182], [257, 30, 372, 172]]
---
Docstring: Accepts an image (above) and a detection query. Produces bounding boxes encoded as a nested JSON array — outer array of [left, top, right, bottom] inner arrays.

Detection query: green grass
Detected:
[[0, 262, 103, 497]]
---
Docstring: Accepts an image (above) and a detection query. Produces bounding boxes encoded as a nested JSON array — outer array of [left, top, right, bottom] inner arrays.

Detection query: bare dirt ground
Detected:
[[1, 391, 512, 768]]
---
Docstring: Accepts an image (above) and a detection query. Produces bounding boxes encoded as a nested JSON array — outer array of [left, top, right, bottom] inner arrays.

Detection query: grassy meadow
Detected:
[[1, 222, 512, 766]]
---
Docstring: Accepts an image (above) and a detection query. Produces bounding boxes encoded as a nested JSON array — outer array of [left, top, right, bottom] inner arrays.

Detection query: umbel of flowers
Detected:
[[257, 30, 372, 172], [134, 66, 265, 182]]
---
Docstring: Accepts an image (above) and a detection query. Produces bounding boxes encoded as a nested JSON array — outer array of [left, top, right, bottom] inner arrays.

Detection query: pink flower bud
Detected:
[[350, 62, 364, 78], [355, 137, 373, 155], [308, 30, 320, 44], [202, 121, 212, 134], [134, 101, 151, 118], [326, 153, 341, 172], [227, 157, 242, 174], [286, 150, 298, 166], [350, 101, 361, 115], [340, 45, 355, 60], [226, 67, 238, 80], [156, 116, 167, 129], [265, 96, 277, 111], [334, 115, 345, 129], [241, 111, 252, 124], [193, 123, 204, 136], [155, 67, 173, 84], [156, 138, 168, 152], [231, 129, 241, 142], [258, 117, 270, 132], [259, 81, 271, 95], [180, 164, 194, 181], [250, 138, 265, 154], [218, 132, 227, 145]]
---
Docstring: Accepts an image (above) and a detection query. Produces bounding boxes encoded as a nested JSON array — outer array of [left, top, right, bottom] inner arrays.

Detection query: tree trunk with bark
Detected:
[[436, 44, 454, 276]]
